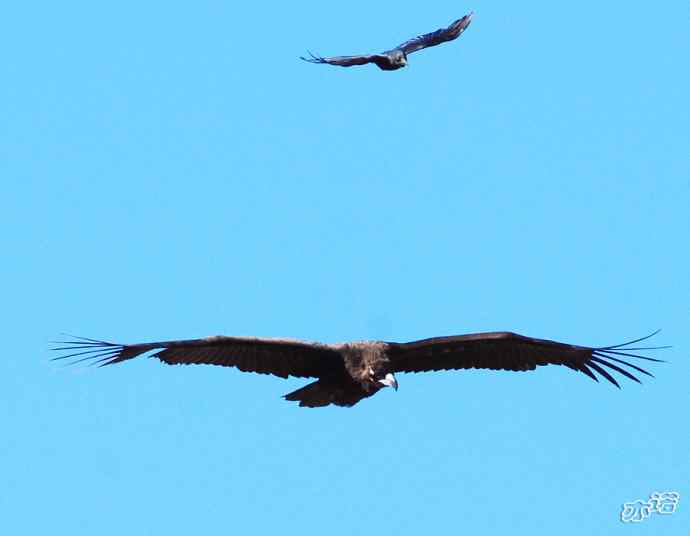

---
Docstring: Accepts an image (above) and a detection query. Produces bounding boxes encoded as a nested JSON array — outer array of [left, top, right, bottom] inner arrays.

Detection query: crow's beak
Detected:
[[378, 372, 398, 391]]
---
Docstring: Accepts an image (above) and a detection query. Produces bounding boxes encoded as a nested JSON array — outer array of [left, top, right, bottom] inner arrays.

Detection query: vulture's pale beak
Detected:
[[378, 372, 398, 391]]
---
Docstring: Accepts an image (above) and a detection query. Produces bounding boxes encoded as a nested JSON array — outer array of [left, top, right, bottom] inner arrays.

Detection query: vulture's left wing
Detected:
[[387, 331, 668, 387], [397, 13, 473, 56], [52, 335, 343, 379]]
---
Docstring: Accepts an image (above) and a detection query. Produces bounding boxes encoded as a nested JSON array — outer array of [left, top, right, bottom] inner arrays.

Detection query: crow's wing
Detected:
[[397, 12, 473, 55], [52, 335, 344, 379], [300, 51, 388, 68], [387, 331, 667, 387]]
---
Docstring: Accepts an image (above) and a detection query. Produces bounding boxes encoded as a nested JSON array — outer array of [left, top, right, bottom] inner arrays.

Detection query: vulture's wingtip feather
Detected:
[[601, 329, 663, 350], [50, 335, 126, 367], [587, 361, 621, 388]]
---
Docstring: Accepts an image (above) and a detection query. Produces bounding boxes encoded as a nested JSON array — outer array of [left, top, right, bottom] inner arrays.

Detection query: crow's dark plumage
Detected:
[[52, 330, 667, 408], [301, 12, 474, 71]]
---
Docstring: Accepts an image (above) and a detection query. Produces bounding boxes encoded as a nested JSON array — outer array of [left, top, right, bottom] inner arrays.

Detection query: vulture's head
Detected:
[[369, 367, 398, 391], [390, 49, 407, 68]]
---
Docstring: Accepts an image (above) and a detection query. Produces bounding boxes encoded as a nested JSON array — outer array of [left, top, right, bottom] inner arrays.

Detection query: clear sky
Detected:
[[2, 1, 688, 534]]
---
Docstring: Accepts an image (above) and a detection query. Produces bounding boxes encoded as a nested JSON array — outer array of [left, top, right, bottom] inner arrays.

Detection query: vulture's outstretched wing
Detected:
[[52, 335, 343, 379], [300, 51, 388, 68], [387, 331, 668, 387], [397, 12, 474, 55]]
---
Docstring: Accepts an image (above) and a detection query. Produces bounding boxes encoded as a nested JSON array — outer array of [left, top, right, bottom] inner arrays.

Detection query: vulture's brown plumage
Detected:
[[52, 330, 667, 407]]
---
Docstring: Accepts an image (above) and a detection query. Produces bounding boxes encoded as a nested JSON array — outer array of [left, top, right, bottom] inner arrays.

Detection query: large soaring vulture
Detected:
[[301, 12, 473, 71], [52, 330, 667, 407]]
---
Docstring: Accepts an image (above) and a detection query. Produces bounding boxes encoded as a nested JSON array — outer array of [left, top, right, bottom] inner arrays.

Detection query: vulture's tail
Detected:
[[284, 381, 335, 407], [284, 379, 374, 408]]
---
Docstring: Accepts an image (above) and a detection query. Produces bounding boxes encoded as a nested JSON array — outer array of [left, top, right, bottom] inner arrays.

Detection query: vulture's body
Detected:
[[301, 13, 473, 71], [53, 331, 667, 407]]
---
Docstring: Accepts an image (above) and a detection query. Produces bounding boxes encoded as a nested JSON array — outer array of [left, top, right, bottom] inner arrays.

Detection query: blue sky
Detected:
[[2, 1, 689, 534]]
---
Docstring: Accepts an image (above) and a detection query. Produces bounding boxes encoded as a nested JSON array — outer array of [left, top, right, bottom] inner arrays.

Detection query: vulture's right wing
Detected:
[[300, 51, 388, 68], [52, 335, 344, 379]]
